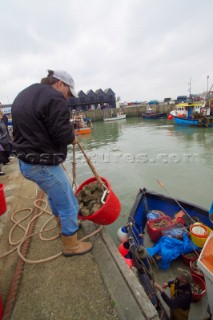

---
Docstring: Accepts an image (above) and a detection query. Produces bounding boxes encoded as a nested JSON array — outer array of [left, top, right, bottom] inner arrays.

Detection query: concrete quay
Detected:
[[0, 159, 160, 320]]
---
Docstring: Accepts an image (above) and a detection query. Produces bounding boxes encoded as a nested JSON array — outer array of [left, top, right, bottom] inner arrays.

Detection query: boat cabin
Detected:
[[170, 102, 210, 118]]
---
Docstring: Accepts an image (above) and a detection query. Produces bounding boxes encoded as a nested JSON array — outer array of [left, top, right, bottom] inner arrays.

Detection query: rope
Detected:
[[0, 198, 103, 265], [77, 141, 107, 190], [157, 180, 195, 224], [71, 144, 78, 191], [2, 189, 44, 320]]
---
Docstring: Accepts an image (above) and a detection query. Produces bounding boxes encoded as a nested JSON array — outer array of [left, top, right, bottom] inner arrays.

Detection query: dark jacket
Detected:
[[12, 83, 75, 165], [0, 120, 10, 147], [161, 278, 192, 310]]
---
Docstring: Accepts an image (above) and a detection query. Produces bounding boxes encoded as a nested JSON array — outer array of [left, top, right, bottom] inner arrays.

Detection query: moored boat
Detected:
[[74, 127, 92, 135], [119, 187, 213, 319], [142, 105, 166, 119], [170, 102, 213, 127], [104, 112, 126, 122], [71, 114, 93, 135]]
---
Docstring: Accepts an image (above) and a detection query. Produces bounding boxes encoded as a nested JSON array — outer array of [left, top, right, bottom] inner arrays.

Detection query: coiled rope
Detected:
[[0, 196, 103, 264]]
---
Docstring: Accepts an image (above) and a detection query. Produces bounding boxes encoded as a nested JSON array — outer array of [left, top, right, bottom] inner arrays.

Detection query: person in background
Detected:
[[0, 143, 5, 175], [11, 69, 92, 256], [154, 268, 192, 320], [0, 110, 11, 174]]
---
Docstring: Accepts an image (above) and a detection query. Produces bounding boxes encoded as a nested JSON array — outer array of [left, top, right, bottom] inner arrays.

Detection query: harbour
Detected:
[[67, 117, 213, 244], [0, 115, 213, 320]]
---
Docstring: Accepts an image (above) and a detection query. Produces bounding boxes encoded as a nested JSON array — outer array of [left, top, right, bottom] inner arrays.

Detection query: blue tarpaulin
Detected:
[[146, 234, 199, 270]]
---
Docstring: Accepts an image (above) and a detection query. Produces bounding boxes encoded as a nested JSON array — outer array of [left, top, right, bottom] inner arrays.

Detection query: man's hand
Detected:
[[154, 282, 163, 293], [72, 138, 77, 145]]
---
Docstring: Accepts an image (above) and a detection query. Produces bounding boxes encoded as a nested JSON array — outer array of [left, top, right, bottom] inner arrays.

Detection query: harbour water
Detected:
[[66, 117, 213, 244]]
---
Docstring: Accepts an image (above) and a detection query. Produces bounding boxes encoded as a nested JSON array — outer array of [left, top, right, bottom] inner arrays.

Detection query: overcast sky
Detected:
[[0, 0, 213, 104]]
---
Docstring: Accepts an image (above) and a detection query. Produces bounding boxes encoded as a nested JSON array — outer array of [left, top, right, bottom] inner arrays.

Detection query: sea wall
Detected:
[[83, 104, 174, 121]]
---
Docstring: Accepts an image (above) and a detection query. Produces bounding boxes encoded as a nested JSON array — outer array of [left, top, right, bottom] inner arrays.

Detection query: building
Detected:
[[69, 88, 116, 111]]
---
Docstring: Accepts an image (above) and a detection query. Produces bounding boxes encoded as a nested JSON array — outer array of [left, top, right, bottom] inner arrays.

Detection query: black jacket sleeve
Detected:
[[41, 96, 75, 146], [161, 288, 191, 310]]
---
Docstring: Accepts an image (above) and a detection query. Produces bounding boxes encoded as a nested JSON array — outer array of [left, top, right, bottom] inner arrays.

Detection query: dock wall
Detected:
[[82, 104, 174, 121]]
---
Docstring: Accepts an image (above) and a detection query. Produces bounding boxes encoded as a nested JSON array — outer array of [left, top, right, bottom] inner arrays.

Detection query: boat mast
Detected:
[[188, 77, 192, 101]]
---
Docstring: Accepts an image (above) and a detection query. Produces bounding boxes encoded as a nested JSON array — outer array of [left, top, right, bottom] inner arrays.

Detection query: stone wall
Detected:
[[83, 104, 174, 121]]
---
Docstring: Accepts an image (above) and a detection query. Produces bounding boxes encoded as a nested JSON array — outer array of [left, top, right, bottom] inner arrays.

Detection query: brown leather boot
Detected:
[[61, 233, 93, 256]]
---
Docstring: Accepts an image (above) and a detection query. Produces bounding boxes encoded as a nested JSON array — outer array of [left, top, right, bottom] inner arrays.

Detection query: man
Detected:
[[12, 69, 92, 256], [0, 110, 11, 174], [154, 268, 192, 320]]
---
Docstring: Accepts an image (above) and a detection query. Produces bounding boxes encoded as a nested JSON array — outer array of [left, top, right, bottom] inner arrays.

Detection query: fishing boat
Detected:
[[103, 112, 126, 122], [170, 102, 213, 127], [119, 187, 213, 320], [71, 114, 93, 135], [142, 105, 166, 119]]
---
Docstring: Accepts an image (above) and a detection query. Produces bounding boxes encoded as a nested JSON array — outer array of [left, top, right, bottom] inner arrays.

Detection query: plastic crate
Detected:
[[147, 216, 174, 242]]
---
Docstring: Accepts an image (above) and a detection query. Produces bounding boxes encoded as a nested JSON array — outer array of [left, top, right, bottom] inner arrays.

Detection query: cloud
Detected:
[[0, 0, 213, 104]]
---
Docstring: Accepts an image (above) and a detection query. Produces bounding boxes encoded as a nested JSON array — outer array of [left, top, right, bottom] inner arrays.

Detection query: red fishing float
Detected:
[[118, 241, 129, 256]]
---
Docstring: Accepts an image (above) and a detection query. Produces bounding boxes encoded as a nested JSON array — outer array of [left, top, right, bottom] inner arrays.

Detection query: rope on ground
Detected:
[[0, 197, 103, 264], [1, 189, 103, 320], [2, 189, 44, 320]]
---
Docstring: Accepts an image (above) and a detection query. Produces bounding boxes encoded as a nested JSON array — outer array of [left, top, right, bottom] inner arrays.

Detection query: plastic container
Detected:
[[181, 252, 199, 266], [190, 223, 209, 248], [191, 274, 206, 302], [0, 184, 7, 216], [190, 259, 205, 280], [147, 216, 174, 242], [176, 217, 185, 225], [76, 176, 121, 225]]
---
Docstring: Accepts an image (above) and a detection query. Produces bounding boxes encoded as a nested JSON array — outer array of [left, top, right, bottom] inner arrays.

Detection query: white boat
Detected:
[[104, 112, 126, 122]]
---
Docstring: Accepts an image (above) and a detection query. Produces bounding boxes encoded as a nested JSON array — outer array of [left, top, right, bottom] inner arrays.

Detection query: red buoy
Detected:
[[118, 242, 129, 256]]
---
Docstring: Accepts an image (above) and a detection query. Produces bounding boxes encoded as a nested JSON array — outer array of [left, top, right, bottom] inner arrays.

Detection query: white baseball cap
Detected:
[[51, 70, 78, 98]]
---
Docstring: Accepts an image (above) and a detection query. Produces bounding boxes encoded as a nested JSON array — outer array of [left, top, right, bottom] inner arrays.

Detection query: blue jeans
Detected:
[[19, 160, 79, 236]]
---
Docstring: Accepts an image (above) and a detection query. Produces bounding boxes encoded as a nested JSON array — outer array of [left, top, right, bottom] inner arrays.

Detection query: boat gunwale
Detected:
[[128, 188, 209, 221]]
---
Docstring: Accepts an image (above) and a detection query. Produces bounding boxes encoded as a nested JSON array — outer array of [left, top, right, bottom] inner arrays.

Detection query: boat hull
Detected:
[[74, 127, 92, 135], [104, 115, 126, 122], [142, 113, 166, 119], [173, 116, 213, 127]]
